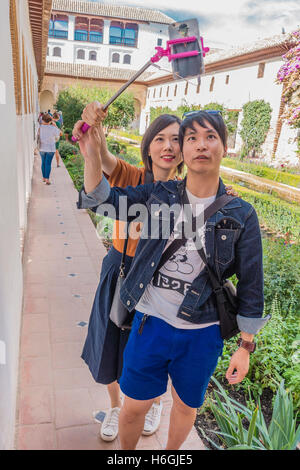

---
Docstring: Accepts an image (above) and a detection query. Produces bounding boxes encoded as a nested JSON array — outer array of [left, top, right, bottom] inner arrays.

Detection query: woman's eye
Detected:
[[208, 134, 216, 139]]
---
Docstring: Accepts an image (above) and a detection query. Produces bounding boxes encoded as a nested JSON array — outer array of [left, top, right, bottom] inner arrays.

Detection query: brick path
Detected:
[[15, 154, 205, 450]]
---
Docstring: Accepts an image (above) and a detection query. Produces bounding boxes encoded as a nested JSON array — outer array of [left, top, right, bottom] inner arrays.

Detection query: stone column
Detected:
[[103, 19, 110, 44], [68, 15, 75, 41], [234, 110, 244, 154]]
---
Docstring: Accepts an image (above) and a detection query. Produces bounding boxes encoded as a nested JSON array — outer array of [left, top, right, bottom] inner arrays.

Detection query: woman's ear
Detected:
[[223, 145, 228, 158]]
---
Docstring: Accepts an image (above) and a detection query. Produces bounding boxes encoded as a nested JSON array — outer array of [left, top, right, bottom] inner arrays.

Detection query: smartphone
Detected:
[[168, 19, 204, 80]]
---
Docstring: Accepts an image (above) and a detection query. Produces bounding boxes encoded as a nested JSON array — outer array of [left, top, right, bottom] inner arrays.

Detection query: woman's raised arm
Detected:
[[73, 101, 118, 176]]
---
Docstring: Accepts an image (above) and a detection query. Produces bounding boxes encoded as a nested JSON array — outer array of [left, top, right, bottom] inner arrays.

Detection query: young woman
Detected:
[[73, 103, 236, 443], [77, 110, 269, 450], [52, 112, 62, 167], [38, 113, 62, 185]]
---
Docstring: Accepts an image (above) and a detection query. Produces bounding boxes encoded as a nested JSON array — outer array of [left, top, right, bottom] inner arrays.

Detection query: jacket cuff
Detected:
[[237, 314, 271, 335], [77, 176, 111, 209]]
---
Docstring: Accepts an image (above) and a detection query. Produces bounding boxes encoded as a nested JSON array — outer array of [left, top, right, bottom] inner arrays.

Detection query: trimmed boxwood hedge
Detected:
[[222, 157, 300, 188]]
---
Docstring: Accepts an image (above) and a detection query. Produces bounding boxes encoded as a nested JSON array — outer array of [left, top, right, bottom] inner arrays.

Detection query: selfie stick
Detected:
[[72, 36, 209, 142]]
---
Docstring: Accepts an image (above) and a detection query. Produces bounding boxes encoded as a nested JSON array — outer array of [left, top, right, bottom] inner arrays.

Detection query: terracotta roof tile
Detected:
[[45, 60, 155, 80], [205, 34, 294, 65], [52, 0, 174, 24]]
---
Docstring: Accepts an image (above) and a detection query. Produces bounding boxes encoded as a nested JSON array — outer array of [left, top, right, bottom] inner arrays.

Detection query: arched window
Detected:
[[123, 54, 131, 64], [110, 21, 123, 45], [53, 47, 61, 57], [124, 23, 138, 46], [89, 19, 103, 43], [89, 51, 97, 61], [75, 17, 88, 41], [49, 14, 68, 39], [77, 49, 85, 60], [112, 53, 120, 63], [109, 21, 138, 46]]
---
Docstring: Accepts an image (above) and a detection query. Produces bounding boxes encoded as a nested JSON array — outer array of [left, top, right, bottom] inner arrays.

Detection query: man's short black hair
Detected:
[[179, 111, 228, 151]]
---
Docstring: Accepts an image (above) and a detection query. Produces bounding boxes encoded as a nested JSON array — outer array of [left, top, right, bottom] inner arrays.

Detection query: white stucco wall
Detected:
[[0, 0, 39, 449], [142, 57, 298, 162], [47, 17, 170, 70]]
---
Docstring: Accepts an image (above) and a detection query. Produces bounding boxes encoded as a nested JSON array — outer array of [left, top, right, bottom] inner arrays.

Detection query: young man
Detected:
[[77, 111, 270, 450]]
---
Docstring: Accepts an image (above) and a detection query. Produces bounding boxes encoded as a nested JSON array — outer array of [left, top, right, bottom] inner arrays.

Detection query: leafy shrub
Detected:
[[55, 84, 135, 132], [222, 178, 300, 240], [58, 141, 78, 159], [215, 237, 300, 406], [240, 100, 272, 157], [262, 238, 300, 317], [64, 153, 84, 190]]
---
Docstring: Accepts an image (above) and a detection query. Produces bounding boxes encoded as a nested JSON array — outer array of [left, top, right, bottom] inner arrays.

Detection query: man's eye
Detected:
[[208, 134, 216, 139]]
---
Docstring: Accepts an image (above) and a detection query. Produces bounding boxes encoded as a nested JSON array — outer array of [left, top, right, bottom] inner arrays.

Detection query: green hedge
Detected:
[[222, 178, 300, 240], [222, 157, 300, 188]]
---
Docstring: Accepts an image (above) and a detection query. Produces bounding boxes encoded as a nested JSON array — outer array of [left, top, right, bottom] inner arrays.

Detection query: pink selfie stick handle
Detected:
[[71, 122, 90, 142]]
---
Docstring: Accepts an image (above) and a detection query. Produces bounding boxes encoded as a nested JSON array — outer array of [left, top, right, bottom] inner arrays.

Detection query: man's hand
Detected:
[[82, 101, 108, 127], [225, 347, 250, 385]]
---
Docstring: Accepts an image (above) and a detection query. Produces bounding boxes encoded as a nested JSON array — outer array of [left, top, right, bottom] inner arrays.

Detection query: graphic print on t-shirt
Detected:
[[164, 246, 193, 274], [152, 239, 200, 295]]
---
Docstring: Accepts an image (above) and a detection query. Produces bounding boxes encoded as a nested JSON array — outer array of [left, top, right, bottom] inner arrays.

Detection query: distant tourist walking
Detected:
[[52, 112, 63, 167], [38, 113, 61, 185]]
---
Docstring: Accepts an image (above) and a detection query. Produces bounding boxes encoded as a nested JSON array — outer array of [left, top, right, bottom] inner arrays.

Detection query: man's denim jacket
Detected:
[[78, 176, 270, 334]]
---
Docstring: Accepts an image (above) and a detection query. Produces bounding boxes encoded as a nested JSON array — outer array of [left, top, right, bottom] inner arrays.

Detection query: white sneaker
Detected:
[[142, 402, 163, 436], [100, 407, 121, 442]]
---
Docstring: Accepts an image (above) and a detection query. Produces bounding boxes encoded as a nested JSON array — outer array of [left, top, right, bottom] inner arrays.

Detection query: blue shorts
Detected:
[[119, 311, 223, 408]]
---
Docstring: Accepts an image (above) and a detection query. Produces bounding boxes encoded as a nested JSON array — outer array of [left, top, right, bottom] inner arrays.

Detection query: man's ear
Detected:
[[223, 146, 228, 158]]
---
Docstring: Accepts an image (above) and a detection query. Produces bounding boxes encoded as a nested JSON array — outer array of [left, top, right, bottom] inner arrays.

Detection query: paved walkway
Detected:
[[15, 154, 205, 450]]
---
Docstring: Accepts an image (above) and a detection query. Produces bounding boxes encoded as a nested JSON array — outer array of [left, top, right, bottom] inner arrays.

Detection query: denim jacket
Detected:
[[78, 176, 270, 334]]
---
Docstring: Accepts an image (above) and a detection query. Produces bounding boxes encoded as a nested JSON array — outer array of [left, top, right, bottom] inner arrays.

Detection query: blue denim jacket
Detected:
[[78, 176, 270, 334]]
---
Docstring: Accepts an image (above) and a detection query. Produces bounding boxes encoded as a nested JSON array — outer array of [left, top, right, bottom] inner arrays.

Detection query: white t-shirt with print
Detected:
[[39, 124, 61, 152], [136, 188, 220, 329]]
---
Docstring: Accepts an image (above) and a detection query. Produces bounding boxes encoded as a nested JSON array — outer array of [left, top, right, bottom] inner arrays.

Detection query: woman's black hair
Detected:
[[178, 111, 228, 151], [141, 114, 183, 175]]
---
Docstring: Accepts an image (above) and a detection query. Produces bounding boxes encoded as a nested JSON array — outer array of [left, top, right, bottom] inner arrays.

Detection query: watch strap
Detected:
[[237, 337, 256, 353]]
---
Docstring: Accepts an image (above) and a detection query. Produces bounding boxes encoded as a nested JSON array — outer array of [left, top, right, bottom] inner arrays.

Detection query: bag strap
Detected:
[[119, 172, 144, 277], [155, 187, 236, 273], [197, 246, 223, 291]]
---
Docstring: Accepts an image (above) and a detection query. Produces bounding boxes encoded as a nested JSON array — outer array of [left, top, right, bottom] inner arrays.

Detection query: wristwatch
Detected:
[[237, 337, 256, 353]]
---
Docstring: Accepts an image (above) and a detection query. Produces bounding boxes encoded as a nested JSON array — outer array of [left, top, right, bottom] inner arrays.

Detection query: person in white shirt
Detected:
[[38, 113, 62, 185]]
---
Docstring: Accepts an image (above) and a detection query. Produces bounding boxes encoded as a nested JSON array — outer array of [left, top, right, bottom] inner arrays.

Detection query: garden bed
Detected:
[[194, 378, 274, 450], [221, 157, 300, 188]]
